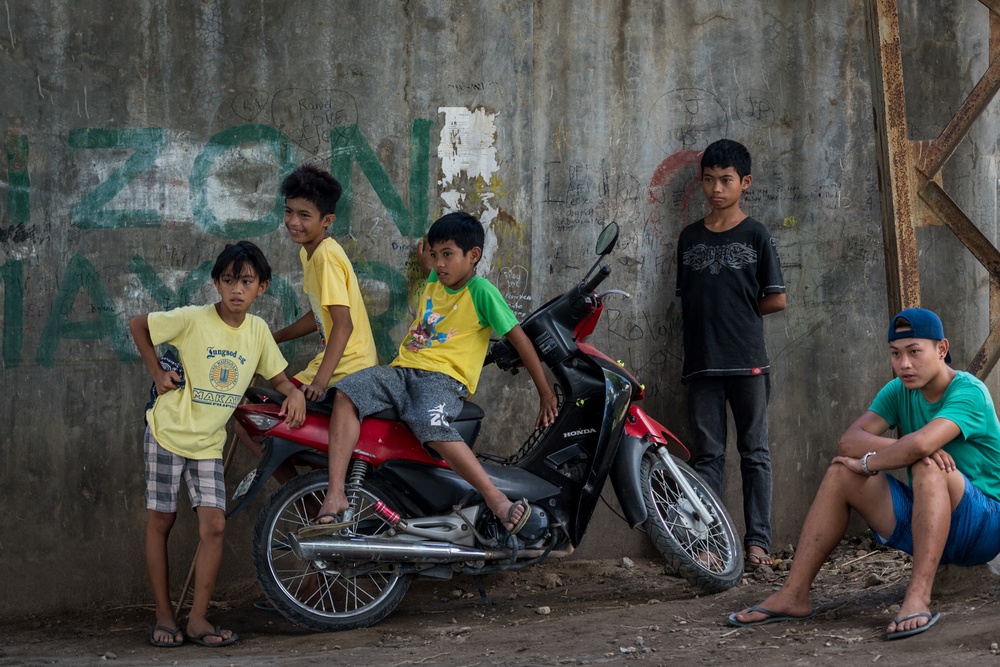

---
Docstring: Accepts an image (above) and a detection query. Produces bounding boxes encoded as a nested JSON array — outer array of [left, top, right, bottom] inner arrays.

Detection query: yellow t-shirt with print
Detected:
[[297, 237, 378, 386], [391, 273, 518, 394], [146, 304, 287, 459]]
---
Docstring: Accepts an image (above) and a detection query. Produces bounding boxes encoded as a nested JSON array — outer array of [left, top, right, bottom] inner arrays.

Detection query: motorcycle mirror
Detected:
[[581, 223, 620, 284], [595, 223, 619, 256]]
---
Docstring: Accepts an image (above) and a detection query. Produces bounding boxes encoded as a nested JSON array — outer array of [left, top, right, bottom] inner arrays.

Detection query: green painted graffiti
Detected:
[[354, 260, 410, 362], [36, 255, 136, 367], [127, 254, 306, 359], [1, 259, 23, 367], [69, 128, 167, 229], [330, 119, 432, 238], [5, 118, 439, 369], [5, 132, 29, 226], [190, 124, 297, 239]]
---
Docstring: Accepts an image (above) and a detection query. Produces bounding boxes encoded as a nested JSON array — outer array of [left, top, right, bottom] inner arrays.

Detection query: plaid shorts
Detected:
[[335, 366, 468, 443], [143, 426, 226, 513]]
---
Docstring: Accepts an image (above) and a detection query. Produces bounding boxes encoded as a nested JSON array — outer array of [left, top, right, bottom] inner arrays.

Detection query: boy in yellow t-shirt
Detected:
[[274, 164, 377, 397], [237, 164, 378, 481], [129, 241, 305, 648], [312, 212, 559, 535]]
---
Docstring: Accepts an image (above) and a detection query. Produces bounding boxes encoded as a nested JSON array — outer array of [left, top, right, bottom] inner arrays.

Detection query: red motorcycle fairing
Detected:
[[234, 403, 451, 469], [625, 406, 690, 460]]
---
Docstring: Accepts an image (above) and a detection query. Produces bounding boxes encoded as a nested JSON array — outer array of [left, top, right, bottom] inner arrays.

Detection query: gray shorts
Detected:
[[335, 366, 468, 444], [143, 426, 226, 513]]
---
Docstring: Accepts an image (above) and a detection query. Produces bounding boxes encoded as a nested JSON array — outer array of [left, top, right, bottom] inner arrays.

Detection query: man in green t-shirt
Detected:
[[729, 308, 1000, 640]]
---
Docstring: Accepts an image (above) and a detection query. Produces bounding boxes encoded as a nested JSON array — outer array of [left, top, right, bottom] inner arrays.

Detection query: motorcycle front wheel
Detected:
[[252, 469, 413, 631], [640, 452, 743, 593]]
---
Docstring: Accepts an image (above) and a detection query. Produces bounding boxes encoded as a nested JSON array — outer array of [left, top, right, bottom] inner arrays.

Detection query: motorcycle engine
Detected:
[[478, 503, 550, 547]]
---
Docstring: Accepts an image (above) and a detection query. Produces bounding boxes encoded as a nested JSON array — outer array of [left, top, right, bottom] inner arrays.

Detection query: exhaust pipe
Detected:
[[289, 533, 504, 563]]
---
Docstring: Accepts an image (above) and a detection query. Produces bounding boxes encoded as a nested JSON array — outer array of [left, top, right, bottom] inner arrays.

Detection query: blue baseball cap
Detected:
[[887, 307, 951, 363]]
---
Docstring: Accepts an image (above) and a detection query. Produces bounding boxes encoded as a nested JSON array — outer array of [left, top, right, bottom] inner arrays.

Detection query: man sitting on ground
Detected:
[[729, 307, 1000, 639]]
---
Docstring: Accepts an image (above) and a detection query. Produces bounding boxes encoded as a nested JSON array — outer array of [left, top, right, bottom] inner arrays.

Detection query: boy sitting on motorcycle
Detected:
[[311, 212, 559, 534]]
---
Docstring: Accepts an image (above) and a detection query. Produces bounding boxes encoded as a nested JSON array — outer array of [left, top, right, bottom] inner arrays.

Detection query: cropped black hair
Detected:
[[281, 164, 343, 218], [427, 211, 485, 255], [701, 139, 752, 180], [211, 240, 272, 283]]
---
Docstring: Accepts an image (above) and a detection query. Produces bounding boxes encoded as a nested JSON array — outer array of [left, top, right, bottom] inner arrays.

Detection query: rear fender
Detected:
[[226, 437, 317, 520]]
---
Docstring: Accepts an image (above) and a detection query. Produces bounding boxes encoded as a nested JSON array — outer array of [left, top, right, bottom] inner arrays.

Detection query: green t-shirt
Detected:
[[869, 371, 1000, 501]]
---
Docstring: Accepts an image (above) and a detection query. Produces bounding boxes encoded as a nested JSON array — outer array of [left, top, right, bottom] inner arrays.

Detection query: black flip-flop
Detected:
[[504, 498, 532, 536], [727, 605, 813, 627], [149, 625, 183, 648], [885, 611, 941, 640], [185, 626, 239, 647]]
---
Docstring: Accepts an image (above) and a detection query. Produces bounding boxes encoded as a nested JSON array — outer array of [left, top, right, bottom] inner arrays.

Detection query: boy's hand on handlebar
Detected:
[[535, 393, 559, 429], [279, 388, 307, 428]]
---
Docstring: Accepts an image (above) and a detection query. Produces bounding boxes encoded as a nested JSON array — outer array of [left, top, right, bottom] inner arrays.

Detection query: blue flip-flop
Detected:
[[885, 611, 941, 640], [727, 605, 813, 627]]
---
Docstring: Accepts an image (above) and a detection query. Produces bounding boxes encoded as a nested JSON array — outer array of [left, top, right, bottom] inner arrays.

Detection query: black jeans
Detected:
[[687, 374, 772, 553]]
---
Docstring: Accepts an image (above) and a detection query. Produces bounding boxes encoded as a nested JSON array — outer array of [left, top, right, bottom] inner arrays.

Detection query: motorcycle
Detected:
[[229, 222, 743, 632]]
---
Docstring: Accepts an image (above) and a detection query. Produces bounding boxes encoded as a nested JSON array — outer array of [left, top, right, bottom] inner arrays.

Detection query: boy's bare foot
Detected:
[[314, 493, 351, 524]]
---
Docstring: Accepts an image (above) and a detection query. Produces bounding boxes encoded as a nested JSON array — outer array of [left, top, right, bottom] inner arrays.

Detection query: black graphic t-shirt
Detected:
[[675, 217, 785, 381]]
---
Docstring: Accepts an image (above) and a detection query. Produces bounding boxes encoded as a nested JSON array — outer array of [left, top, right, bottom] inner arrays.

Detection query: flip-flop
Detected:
[[504, 498, 532, 536], [185, 626, 239, 647], [296, 512, 355, 538], [745, 551, 774, 571], [885, 611, 941, 640], [727, 605, 813, 627], [149, 625, 183, 648]]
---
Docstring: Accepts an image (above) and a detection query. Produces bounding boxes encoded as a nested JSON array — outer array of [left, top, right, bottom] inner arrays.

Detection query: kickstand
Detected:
[[474, 575, 494, 606]]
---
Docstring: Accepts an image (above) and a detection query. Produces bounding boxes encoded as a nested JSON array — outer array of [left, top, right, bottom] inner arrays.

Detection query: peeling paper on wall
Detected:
[[437, 106, 500, 267]]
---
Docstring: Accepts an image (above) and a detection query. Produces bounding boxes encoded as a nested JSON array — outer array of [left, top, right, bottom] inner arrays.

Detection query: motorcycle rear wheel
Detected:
[[640, 452, 743, 593], [252, 469, 413, 631]]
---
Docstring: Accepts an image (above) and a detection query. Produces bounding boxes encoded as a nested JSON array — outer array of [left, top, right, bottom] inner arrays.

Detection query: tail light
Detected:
[[243, 412, 282, 431]]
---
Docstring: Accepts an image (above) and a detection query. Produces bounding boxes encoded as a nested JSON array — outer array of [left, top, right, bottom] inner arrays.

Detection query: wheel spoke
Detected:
[[257, 474, 409, 625], [647, 463, 736, 573]]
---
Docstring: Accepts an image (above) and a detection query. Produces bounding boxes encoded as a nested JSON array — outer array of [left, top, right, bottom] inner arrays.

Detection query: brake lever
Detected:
[[596, 289, 631, 300]]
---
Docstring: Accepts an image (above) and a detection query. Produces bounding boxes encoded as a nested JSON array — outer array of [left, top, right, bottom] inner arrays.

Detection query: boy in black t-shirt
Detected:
[[675, 139, 786, 569]]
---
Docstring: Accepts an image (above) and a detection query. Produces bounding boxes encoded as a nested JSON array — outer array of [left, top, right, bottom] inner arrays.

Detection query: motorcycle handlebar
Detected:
[[582, 265, 612, 294]]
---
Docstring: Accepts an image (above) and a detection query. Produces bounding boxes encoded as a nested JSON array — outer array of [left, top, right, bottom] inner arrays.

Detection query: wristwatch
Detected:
[[860, 451, 878, 476]]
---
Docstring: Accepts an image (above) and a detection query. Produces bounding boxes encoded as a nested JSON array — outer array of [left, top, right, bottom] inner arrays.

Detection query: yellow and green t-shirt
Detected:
[[146, 304, 287, 459], [298, 237, 378, 386], [391, 272, 518, 394]]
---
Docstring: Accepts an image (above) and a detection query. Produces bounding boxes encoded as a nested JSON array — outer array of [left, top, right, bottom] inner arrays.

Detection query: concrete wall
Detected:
[[1, 0, 995, 613]]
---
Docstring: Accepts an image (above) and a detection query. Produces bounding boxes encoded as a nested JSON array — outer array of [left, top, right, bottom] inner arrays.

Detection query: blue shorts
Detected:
[[874, 473, 1000, 565]]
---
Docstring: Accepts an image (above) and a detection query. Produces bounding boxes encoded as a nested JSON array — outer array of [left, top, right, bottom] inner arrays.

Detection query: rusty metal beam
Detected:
[[982, 0, 1000, 16], [916, 57, 1000, 178], [866, 0, 921, 314], [919, 181, 1000, 275], [968, 289, 1000, 378]]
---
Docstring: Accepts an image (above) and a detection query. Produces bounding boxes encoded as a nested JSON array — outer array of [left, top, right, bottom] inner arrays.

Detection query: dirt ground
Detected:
[[4, 537, 1000, 667]]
